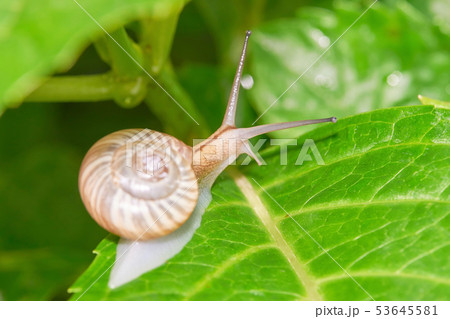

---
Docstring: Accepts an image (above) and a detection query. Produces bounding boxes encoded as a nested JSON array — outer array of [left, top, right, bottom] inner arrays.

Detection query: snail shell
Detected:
[[79, 129, 199, 240]]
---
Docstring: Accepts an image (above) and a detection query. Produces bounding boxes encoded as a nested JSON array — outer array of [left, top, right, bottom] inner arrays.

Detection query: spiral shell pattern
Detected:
[[79, 129, 199, 240]]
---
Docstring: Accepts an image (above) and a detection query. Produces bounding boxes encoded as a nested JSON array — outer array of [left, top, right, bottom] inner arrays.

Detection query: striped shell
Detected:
[[78, 129, 199, 240]]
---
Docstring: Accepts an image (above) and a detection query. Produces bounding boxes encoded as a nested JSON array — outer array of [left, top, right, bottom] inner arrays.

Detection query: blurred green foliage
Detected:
[[250, 1, 450, 136], [0, 0, 448, 300]]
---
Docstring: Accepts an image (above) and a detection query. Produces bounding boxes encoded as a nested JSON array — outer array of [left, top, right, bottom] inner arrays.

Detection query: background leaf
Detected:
[[249, 1, 450, 136], [0, 0, 187, 111], [70, 105, 450, 300]]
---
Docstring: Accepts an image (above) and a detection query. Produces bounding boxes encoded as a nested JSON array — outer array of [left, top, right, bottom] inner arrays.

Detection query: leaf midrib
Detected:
[[228, 169, 322, 301], [318, 271, 450, 286]]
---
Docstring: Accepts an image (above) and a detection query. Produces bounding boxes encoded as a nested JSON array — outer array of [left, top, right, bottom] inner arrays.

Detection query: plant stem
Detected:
[[106, 28, 143, 78], [25, 73, 148, 107], [25, 74, 116, 102], [140, 2, 184, 75]]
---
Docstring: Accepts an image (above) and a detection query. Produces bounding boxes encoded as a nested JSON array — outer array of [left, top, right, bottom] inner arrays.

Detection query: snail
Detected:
[[79, 30, 337, 288]]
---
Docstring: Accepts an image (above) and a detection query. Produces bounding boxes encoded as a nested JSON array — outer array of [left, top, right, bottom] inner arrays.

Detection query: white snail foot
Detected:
[[108, 189, 212, 289]]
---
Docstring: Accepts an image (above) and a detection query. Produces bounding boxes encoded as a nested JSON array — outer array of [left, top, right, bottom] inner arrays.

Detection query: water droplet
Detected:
[[310, 29, 330, 48], [314, 74, 332, 88], [241, 74, 254, 90], [318, 36, 330, 48], [387, 71, 402, 87]]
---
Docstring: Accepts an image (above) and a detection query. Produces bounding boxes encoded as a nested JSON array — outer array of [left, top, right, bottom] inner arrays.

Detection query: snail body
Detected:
[[79, 31, 336, 288]]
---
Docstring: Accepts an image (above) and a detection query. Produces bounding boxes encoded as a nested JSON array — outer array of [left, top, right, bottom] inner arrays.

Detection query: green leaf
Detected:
[[419, 95, 450, 109], [249, 1, 450, 136], [0, 0, 187, 110], [70, 104, 450, 300]]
